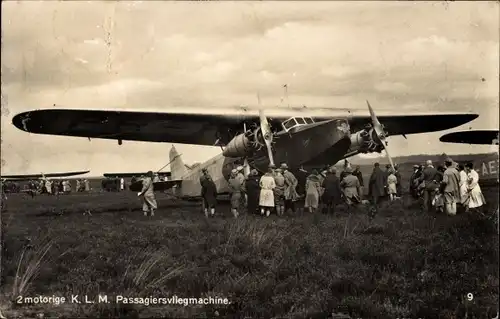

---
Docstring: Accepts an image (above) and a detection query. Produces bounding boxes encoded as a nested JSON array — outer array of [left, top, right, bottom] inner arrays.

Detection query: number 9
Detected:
[[467, 293, 474, 301]]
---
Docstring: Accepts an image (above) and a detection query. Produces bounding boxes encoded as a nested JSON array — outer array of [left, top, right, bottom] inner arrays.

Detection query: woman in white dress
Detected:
[[259, 165, 276, 217], [457, 164, 469, 207], [464, 162, 486, 211]]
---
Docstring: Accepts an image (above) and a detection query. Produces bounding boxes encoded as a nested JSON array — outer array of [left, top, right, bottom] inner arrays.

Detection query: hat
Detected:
[[413, 165, 419, 168], [280, 163, 288, 169], [345, 167, 353, 173], [426, 160, 433, 166], [275, 168, 283, 173], [385, 164, 391, 168], [250, 169, 258, 176], [202, 168, 208, 173], [236, 166, 244, 171], [269, 164, 276, 169], [231, 169, 237, 174]]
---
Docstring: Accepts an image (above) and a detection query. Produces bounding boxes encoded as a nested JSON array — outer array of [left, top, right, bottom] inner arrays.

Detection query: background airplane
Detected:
[[439, 130, 499, 146], [1, 170, 90, 194], [13, 103, 478, 196], [439, 129, 498, 185], [1, 170, 90, 181]]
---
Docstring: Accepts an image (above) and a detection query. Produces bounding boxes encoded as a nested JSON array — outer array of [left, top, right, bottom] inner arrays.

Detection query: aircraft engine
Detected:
[[222, 127, 267, 158], [222, 133, 253, 157], [349, 127, 385, 154]]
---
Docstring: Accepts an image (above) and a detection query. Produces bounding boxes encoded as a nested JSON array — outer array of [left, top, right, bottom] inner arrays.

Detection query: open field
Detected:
[[1, 186, 498, 318]]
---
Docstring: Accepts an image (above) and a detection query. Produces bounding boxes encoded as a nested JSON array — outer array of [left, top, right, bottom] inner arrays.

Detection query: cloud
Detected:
[[1, 1, 498, 175]]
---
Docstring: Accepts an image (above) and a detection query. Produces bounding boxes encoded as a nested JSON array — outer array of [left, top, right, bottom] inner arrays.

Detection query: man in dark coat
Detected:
[[418, 160, 440, 213], [321, 167, 342, 214], [394, 164, 402, 197], [201, 174, 217, 217], [368, 163, 386, 216], [244, 169, 261, 215]]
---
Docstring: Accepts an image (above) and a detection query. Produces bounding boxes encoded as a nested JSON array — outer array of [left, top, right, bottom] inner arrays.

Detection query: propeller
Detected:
[[366, 100, 395, 171], [257, 93, 275, 167]]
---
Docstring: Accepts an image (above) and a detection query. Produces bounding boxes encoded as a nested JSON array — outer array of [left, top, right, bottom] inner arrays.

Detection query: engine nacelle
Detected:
[[349, 128, 385, 154], [222, 133, 253, 157]]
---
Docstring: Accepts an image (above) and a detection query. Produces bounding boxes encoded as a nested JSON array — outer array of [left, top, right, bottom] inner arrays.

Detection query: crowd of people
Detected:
[[194, 161, 396, 218], [409, 159, 486, 215], [196, 157, 487, 218], [131, 157, 488, 219]]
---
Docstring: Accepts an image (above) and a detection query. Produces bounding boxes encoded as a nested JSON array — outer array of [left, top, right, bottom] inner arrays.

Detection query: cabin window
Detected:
[[304, 117, 314, 124], [283, 118, 297, 130], [295, 117, 306, 125]]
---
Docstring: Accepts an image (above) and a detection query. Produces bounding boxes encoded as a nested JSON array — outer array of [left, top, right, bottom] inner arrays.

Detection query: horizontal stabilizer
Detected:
[[129, 179, 183, 192], [103, 172, 171, 178]]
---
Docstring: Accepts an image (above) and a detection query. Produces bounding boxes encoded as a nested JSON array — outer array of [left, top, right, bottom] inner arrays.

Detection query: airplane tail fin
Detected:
[[169, 145, 188, 180]]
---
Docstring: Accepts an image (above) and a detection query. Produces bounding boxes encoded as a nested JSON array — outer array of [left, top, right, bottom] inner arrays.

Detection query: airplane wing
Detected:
[[128, 179, 182, 192], [439, 130, 499, 145], [12, 108, 478, 145], [103, 172, 171, 178], [1, 170, 90, 180]]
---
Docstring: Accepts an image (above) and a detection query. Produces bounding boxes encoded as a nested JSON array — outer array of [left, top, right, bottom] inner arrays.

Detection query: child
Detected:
[[387, 169, 398, 201]]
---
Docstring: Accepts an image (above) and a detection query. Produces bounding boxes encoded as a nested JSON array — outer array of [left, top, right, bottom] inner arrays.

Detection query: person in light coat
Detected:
[[281, 163, 299, 214], [138, 171, 157, 217], [304, 169, 322, 213], [120, 178, 125, 191], [457, 164, 469, 209], [259, 165, 276, 217], [442, 159, 461, 215], [341, 167, 361, 212], [464, 162, 486, 212]]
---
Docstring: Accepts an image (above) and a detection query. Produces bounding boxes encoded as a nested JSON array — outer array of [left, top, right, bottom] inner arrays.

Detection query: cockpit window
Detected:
[[295, 117, 305, 125], [283, 118, 297, 130], [304, 117, 314, 124]]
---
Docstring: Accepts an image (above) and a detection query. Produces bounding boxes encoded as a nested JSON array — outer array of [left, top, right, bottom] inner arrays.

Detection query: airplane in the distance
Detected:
[[1, 170, 90, 181], [1, 170, 90, 194], [439, 130, 499, 146], [12, 102, 478, 196]]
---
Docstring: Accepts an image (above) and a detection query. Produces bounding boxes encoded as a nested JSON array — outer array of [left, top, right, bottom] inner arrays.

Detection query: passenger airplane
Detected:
[[12, 102, 478, 196]]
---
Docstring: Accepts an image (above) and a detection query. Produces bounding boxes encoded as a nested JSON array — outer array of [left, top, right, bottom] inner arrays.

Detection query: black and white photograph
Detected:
[[1, 1, 498, 318]]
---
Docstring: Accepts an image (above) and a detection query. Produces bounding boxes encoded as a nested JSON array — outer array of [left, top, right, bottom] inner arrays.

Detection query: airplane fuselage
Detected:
[[174, 119, 352, 198]]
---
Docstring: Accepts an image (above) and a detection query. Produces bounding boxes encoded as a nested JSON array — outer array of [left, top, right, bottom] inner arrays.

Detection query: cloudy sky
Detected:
[[1, 1, 498, 177]]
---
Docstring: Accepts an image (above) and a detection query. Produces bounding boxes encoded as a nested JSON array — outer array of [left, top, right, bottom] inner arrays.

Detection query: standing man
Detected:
[[228, 169, 243, 218], [199, 168, 210, 213], [321, 167, 342, 215], [273, 168, 286, 216], [281, 163, 299, 214], [201, 175, 217, 217], [418, 160, 439, 213], [352, 166, 364, 199], [235, 166, 246, 208], [120, 178, 125, 191], [368, 163, 386, 217], [442, 158, 461, 216], [394, 164, 402, 197], [138, 171, 157, 217]]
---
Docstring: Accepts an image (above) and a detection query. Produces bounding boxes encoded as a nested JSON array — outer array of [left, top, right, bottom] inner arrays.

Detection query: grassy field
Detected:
[[1, 186, 498, 319]]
